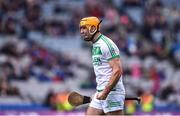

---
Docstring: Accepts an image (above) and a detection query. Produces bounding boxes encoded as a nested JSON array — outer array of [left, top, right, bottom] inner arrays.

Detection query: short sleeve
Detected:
[[101, 40, 120, 61]]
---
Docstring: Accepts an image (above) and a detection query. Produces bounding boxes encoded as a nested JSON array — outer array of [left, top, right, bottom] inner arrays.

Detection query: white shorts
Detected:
[[89, 91, 125, 113]]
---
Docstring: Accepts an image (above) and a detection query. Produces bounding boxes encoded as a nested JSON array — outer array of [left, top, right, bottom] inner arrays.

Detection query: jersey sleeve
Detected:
[[101, 42, 120, 61]]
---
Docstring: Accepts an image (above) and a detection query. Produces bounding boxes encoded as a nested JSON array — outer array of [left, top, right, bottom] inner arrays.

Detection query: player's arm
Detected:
[[105, 58, 122, 93], [96, 57, 122, 100]]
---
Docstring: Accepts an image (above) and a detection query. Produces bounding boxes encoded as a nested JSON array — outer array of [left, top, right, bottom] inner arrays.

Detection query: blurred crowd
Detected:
[[0, 38, 75, 93], [0, 0, 180, 113]]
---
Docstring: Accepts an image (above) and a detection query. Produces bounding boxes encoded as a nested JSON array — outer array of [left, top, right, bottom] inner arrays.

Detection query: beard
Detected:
[[84, 37, 92, 41], [81, 35, 92, 41]]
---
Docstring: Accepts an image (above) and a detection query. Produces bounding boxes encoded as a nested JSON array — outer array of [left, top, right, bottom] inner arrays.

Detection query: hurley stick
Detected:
[[68, 91, 141, 107]]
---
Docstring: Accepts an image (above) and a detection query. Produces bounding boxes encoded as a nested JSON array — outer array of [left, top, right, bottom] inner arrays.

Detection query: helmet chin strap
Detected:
[[89, 30, 99, 41], [89, 20, 102, 41]]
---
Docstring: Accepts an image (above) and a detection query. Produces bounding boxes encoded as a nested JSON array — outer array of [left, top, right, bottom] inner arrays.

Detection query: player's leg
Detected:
[[86, 92, 104, 115], [86, 106, 104, 115], [102, 91, 125, 115], [106, 109, 123, 115]]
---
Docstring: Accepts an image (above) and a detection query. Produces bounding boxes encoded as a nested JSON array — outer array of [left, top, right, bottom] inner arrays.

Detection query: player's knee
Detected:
[[86, 107, 104, 115]]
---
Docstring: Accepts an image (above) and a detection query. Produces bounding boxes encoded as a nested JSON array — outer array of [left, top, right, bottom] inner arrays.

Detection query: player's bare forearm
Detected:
[[97, 58, 122, 100], [97, 68, 122, 99], [103, 66, 122, 95]]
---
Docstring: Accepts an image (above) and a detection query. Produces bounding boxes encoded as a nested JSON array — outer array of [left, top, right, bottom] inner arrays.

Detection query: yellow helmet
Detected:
[[79, 16, 101, 30]]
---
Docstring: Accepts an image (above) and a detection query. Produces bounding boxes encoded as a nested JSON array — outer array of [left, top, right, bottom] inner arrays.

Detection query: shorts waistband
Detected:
[[97, 88, 116, 92]]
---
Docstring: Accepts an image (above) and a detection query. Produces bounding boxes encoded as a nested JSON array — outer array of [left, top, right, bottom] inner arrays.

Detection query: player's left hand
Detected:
[[96, 91, 108, 100]]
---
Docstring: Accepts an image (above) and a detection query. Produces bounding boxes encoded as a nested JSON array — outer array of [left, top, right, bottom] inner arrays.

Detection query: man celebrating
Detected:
[[79, 16, 125, 115]]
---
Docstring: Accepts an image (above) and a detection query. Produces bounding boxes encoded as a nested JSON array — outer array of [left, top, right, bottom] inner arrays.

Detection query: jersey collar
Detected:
[[93, 34, 102, 43]]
